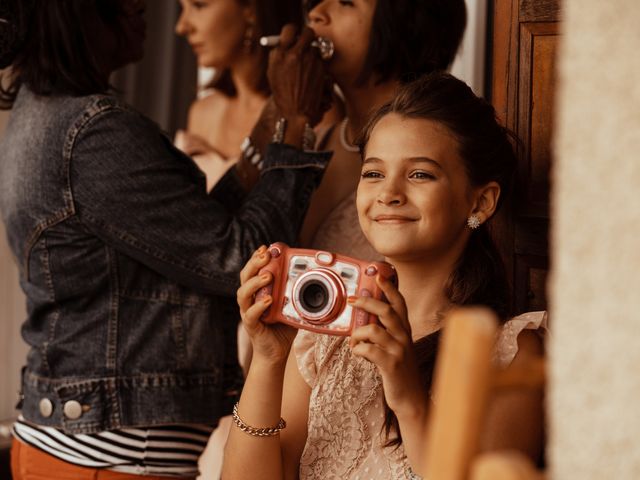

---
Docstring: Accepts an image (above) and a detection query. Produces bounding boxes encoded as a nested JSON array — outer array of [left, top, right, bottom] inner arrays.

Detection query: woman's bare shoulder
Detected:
[[187, 90, 230, 132]]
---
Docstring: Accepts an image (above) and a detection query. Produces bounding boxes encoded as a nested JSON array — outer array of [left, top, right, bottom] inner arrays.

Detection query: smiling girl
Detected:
[[223, 73, 546, 479]]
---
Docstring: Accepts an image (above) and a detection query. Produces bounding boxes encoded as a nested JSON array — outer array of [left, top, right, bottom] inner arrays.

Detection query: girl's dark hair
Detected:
[[0, 0, 129, 108], [358, 72, 518, 447], [305, 0, 466, 85], [210, 0, 303, 97]]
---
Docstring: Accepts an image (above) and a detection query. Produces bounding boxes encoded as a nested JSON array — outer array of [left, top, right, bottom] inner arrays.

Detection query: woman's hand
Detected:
[[237, 247, 298, 365], [267, 25, 331, 127], [348, 275, 429, 421]]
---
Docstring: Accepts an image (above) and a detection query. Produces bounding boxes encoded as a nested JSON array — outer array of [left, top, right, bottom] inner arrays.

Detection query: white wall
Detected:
[[451, 0, 487, 97], [551, 0, 640, 477]]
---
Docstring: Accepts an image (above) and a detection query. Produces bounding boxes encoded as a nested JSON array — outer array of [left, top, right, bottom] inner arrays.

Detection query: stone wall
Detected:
[[550, 0, 640, 477]]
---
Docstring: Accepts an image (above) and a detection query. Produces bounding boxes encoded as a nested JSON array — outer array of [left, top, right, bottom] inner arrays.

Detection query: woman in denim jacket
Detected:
[[0, 0, 330, 477]]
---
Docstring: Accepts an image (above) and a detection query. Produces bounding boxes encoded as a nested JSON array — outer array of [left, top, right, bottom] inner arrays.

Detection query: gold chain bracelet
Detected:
[[232, 402, 287, 437]]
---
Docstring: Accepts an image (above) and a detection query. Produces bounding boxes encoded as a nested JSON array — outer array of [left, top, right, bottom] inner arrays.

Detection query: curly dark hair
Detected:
[[0, 0, 134, 109], [0, 0, 35, 69]]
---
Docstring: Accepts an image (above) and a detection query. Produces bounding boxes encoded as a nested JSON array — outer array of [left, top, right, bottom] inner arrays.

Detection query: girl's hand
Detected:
[[237, 247, 298, 365], [348, 275, 429, 421]]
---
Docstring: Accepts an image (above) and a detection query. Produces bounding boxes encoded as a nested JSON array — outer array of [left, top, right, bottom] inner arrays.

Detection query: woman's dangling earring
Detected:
[[243, 22, 255, 53], [467, 215, 481, 230]]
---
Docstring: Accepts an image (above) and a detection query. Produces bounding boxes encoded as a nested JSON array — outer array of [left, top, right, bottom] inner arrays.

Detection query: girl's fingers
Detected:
[[237, 271, 273, 313], [375, 274, 410, 331], [239, 246, 269, 284], [349, 323, 400, 354], [242, 294, 273, 331], [350, 341, 392, 370], [348, 296, 410, 343]]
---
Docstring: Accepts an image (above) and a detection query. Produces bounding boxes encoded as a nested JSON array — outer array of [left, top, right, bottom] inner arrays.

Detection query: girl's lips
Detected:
[[373, 215, 417, 223]]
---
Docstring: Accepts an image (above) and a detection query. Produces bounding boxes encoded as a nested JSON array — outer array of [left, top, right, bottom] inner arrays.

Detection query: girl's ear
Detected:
[[470, 181, 501, 223]]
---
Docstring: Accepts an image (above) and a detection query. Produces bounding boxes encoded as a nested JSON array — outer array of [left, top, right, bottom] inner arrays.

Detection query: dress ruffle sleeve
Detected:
[[293, 330, 320, 388], [494, 310, 548, 368]]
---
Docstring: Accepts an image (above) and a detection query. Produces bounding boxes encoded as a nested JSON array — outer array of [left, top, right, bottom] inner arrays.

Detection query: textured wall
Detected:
[[550, 0, 640, 478]]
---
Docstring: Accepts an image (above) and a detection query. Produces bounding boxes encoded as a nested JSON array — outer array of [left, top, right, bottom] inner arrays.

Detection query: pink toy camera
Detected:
[[255, 243, 398, 336]]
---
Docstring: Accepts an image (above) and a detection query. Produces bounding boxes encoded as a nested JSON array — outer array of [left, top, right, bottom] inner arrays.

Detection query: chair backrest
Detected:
[[423, 307, 498, 480], [422, 307, 546, 480]]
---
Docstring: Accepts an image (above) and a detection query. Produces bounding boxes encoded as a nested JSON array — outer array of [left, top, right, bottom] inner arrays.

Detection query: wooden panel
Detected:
[[517, 22, 560, 218], [491, 0, 561, 314], [515, 255, 548, 313], [520, 0, 561, 22], [515, 218, 549, 257], [491, 0, 519, 127]]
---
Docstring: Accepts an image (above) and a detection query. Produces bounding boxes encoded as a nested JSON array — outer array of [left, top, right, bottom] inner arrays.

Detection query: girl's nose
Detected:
[[377, 184, 406, 206]]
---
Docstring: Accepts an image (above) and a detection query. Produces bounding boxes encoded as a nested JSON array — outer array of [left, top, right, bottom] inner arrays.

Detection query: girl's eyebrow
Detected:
[[363, 156, 443, 169]]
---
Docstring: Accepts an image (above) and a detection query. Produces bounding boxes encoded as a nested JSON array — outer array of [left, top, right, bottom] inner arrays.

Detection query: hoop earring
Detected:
[[467, 215, 481, 230]]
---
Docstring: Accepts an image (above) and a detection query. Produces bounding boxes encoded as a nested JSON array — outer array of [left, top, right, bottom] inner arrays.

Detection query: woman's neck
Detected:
[[229, 52, 267, 106], [339, 78, 400, 139]]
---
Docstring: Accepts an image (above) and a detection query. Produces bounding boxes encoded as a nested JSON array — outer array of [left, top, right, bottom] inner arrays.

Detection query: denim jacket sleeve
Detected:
[[69, 104, 330, 296]]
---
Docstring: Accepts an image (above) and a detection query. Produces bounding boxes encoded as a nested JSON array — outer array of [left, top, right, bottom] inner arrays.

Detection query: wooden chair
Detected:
[[421, 307, 546, 480]]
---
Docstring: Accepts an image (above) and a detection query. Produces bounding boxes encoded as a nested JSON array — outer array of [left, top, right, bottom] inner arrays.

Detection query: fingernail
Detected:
[[260, 273, 270, 281], [257, 245, 267, 254], [263, 296, 273, 305], [258, 253, 266, 260], [347, 296, 358, 304]]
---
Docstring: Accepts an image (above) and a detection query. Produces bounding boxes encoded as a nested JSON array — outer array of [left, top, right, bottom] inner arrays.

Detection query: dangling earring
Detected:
[[243, 23, 255, 53], [467, 215, 481, 230]]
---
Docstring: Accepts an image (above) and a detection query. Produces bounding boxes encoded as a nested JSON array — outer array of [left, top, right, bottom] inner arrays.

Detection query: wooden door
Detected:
[[490, 0, 561, 314]]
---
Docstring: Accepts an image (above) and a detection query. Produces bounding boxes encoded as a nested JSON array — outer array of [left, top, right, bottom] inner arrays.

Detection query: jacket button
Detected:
[[63, 400, 83, 420], [39, 398, 53, 418]]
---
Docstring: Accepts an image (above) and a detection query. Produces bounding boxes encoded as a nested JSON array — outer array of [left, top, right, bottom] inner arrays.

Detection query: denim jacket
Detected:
[[0, 88, 330, 434]]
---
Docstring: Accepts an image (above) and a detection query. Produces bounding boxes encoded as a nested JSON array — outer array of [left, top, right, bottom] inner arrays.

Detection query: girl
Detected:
[[224, 73, 546, 479]]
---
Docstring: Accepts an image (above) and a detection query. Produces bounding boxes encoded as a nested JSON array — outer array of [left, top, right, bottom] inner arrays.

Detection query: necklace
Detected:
[[339, 118, 360, 153]]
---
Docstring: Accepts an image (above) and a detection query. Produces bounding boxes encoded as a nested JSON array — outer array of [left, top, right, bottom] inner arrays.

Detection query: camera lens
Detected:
[[291, 267, 345, 325], [299, 280, 329, 313]]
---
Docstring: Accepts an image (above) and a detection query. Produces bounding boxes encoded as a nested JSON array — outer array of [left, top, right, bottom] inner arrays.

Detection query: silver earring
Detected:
[[467, 215, 481, 230]]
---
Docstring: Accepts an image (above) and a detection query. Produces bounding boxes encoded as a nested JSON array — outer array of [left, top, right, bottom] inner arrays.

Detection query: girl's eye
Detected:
[[361, 170, 383, 179], [339, 0, 355, 6], [410, 170, 436, 180]]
